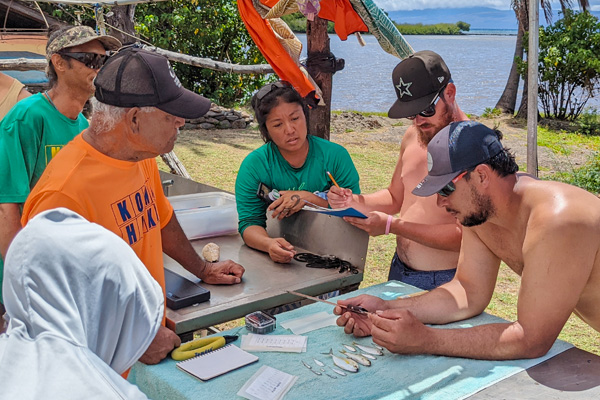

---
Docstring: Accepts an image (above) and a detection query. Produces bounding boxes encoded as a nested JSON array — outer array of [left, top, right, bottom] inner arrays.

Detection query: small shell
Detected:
[[202, 242, 220, 262]]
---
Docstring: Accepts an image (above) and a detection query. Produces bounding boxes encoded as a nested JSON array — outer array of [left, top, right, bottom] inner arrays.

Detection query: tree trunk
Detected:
[[495, 22, 525, 114], [105, 5, 137, 45], [306, 16, 332, 140]]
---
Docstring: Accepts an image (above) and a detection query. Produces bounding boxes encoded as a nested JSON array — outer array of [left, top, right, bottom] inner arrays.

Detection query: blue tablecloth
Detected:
[[128, 281, 572, 400]]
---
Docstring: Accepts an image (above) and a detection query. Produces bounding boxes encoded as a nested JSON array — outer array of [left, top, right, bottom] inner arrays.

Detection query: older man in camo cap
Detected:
[[0, 25, 121, 325]]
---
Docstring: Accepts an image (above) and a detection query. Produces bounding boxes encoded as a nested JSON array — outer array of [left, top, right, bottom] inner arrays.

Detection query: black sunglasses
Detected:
[[59, 51, 108, 70], [437, 170, 469, 197], [407, 86, 447, 120], [255, 81, 292, 100]]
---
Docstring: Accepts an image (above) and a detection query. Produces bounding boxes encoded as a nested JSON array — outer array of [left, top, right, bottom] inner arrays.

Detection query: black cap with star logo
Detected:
[[388, 50, 451, 119]]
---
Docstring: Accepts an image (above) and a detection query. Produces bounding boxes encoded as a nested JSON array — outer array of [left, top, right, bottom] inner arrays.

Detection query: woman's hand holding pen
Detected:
[[328, 186, 354, 209]]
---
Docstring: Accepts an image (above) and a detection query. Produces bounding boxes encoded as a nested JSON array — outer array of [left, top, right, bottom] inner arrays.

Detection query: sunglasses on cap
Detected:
[[255, 81, 292, 101], [437, 170, 470, 197], [407, 85, 447, 120], [58, 51, 108, 70]]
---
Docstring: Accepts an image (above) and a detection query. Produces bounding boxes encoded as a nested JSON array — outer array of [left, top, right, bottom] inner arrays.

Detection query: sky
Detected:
[[373, 0, 600, 12]]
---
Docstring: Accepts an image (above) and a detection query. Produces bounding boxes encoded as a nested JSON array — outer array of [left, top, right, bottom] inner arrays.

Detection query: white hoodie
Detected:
[[0, 208, 163, 399]]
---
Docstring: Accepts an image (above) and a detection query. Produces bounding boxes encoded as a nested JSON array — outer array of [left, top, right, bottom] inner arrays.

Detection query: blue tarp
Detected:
[[0, 51, 48, 85]]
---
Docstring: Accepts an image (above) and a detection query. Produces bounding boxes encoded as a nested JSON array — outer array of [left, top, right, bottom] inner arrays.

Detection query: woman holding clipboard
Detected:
[[235, 81, 360, 263]]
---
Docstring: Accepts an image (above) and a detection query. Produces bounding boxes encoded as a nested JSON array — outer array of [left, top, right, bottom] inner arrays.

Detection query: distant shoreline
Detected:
[[466, 28, 518, 36]]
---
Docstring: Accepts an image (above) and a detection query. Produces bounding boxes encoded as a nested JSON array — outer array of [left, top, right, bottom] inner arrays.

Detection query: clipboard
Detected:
[[301, 204, 367, 219]]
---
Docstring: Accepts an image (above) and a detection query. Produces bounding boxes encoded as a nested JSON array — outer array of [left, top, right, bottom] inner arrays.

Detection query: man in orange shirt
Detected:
[[22, 47, 245, 364]]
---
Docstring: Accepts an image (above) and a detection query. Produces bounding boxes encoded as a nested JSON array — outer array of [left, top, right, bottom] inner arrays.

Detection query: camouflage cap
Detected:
[[46, 25, 121, 60]]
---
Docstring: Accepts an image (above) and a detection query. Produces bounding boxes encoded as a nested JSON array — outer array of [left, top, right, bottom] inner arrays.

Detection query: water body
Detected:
[[297, 33, 600, 116]]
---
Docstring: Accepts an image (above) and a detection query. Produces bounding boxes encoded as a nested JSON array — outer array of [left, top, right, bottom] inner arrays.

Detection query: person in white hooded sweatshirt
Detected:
[[0, 208, 163, 399]]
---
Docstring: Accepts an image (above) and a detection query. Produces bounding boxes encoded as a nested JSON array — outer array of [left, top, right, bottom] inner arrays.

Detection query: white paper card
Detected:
[[237, 365, 297, 400], [280, 311, 338, 334], [241, 333, 307, 353]]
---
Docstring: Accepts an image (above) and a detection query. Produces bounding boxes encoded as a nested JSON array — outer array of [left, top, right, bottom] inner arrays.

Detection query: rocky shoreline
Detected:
[[184, 104, 254, 130]]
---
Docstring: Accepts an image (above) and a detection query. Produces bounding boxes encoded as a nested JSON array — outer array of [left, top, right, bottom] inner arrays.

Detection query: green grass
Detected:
[[537, 126, 600, 155], [161, 122, 600, 355]]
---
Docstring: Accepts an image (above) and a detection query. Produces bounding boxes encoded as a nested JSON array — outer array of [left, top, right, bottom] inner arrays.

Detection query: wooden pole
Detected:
[[527, 0, 539, 176], [306, 16, 332, 140]]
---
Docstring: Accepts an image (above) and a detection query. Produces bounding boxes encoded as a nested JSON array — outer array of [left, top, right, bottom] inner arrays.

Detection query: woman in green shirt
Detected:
[[235, 81, 360, 263]]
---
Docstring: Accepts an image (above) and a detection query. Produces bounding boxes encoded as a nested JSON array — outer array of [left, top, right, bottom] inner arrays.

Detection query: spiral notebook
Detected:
[[176, 344, 259, 381]]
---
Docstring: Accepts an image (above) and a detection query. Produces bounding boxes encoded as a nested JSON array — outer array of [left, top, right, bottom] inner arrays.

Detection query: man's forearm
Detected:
[[351, 189, 402, 215], [422, 321, 551, 360], [0, 203, 22, 259], [390, 220, 462, 251], [388, 279, 489, 325]]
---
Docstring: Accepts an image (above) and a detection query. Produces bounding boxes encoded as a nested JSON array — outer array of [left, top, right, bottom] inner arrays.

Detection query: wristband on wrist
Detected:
[[385, 215, 393, 235]]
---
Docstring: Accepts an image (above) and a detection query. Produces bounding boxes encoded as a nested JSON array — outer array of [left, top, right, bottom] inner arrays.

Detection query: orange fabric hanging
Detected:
[[261, 0, 368, 40], [238, 0, 317, 99]]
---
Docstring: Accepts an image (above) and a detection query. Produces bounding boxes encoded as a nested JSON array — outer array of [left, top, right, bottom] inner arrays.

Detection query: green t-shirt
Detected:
[[235, 135, 361, 235], [0, 93, 88, 301]]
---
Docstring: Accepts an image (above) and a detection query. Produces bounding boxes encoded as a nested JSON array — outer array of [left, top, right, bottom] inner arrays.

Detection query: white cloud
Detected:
[[374, 0, 600, 12]]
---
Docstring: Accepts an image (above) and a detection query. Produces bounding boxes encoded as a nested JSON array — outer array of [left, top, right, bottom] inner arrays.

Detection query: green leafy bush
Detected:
[[578, 108, 600, 136], [481, 107, 502, 118], [41, 1, 270, 107], [136, 0, 270, 106], [521, 10, 600, 121], [553, 154, 600, 194]]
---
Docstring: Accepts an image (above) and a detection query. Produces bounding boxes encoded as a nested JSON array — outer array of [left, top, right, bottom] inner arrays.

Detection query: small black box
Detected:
[[164, 269, 211, 310]]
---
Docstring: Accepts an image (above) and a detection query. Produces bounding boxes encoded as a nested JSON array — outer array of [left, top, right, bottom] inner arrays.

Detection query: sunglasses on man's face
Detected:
[[255, 81, 292, 100], [437, 170, 469, 197], [59, 52, 108, 70], [407, 89, 445, 120]]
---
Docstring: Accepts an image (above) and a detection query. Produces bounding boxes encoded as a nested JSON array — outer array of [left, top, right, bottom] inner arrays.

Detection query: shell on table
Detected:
[[201, 242, 220, 262]]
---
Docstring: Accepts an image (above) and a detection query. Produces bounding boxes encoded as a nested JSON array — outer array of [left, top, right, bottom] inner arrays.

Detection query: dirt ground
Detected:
[[329, 112, 593, 177]]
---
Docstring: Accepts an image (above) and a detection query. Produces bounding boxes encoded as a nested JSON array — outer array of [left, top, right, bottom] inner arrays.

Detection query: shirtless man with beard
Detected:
[[335, 121, 600, 360], [329, 50, 468, 290]]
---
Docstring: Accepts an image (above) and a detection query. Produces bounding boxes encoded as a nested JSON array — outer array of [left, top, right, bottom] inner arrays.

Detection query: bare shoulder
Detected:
[[401, 124, 418, 147], [521, 175, 600, 232]]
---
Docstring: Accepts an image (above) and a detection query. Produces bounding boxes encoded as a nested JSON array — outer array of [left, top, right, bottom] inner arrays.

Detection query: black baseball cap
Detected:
[[94, 47, 211, 119], [388, 50, 451, 119], [412, 121, 504, 197]]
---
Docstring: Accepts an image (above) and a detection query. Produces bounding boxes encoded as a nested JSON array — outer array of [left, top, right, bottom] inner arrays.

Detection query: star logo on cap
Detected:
[[395, 78, 412, 98]]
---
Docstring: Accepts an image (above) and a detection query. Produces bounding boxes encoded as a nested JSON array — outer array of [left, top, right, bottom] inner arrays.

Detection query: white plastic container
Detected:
[[168, 192, 238, 240]]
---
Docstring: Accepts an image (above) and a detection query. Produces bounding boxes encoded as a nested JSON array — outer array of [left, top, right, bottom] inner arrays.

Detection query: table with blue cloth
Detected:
[[129, 281, 599, 400]]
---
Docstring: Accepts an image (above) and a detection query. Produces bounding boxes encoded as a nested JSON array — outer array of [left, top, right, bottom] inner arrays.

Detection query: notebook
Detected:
[[176, 344, 259, 381]]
